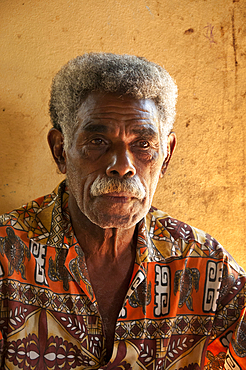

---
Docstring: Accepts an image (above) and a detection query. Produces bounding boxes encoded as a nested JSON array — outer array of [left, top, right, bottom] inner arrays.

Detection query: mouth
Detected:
[[99, 192, 138, 203]]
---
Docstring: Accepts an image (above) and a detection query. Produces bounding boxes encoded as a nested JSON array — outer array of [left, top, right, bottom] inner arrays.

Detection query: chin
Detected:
[[83, 197, 150, 229], [86, 211, 145, 230]]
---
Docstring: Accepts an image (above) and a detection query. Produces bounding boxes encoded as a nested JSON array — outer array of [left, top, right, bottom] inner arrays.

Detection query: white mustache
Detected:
[[90, 176, 146, 200]]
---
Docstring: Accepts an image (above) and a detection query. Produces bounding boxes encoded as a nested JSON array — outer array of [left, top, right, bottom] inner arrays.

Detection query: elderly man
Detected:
[[0, 53, 245, 369]]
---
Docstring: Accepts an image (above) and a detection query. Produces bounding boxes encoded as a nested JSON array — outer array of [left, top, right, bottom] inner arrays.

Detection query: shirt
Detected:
[[0, 180, 245, 370]]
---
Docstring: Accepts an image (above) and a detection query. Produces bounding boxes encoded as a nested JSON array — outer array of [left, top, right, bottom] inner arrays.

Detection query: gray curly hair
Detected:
[[49, 53, 177, 150]]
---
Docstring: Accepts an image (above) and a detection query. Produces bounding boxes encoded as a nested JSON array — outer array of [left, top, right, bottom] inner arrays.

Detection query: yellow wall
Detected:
[[0, 0, 245, 268]]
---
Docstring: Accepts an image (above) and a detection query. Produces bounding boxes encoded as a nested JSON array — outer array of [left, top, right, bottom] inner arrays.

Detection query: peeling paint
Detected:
[[231, 9, 238, 70], [145, 5, 154, 17]]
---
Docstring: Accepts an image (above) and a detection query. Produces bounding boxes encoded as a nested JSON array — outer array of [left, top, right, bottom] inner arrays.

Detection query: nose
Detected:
[[106, 144, 136, 178]]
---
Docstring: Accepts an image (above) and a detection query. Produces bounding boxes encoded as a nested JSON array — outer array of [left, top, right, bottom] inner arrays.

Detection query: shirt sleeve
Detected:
[[225, 299, 246, 369], [205, 258, 246, 370]]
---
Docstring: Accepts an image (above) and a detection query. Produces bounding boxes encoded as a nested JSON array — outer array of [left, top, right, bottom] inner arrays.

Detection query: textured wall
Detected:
[[0, 0, 245, 268]]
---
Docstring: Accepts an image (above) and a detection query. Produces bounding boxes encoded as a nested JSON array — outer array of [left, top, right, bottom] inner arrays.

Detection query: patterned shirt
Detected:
[[0, 180, 245, 370]]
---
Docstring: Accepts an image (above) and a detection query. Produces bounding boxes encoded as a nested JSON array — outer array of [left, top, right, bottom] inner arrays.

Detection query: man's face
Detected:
[[63, 92, 171, 229]]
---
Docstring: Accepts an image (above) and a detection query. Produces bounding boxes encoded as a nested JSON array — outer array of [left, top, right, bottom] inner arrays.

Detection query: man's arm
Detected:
[[205, 261, 246, 369]]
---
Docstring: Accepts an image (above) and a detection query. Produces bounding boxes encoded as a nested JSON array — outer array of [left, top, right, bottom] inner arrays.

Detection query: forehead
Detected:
[[76, 91, 160, 131]]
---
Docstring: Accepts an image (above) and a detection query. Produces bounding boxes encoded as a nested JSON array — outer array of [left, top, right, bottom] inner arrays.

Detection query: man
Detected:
[[0, 53, 245, 369]]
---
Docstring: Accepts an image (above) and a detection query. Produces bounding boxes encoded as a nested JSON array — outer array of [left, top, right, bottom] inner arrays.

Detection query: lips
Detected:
[[99, 192, 137, 203]]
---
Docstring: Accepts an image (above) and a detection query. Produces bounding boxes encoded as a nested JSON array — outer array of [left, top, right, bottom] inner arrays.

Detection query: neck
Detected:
[[68, 196, 137, 260]]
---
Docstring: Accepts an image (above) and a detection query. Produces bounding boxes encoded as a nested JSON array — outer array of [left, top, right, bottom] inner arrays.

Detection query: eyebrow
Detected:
[[82, 122, 159, 139], [83, 123, 109, 133], [130, 125, 159, 139]]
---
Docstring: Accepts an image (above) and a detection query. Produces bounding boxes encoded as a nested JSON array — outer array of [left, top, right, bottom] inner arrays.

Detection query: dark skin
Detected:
[[48, 92, 176, 362]]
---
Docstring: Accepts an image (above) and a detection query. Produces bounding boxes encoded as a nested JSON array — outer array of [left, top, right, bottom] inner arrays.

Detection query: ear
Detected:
[[160, 132, 176, 178], [47, 128, 67, 174]]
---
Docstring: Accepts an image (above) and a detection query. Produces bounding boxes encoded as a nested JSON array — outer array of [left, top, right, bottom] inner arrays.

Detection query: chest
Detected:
[[0, 244, 225, 369], [86, 255, 135, 360]]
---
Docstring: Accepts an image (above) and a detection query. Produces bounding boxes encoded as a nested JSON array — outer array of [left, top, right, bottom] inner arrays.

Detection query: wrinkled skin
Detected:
[[50, 92, 175, 230]]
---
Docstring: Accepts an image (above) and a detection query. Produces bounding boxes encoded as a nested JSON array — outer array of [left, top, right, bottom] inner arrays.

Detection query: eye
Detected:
[[138, 140, 150, 148], [90, 138, 106, 145]]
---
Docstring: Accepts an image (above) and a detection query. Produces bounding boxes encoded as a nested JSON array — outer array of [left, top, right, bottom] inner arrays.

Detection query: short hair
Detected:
[[49, 53, 177, 149]]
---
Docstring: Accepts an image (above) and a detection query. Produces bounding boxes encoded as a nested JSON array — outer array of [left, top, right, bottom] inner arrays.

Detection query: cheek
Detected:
[[146, 164, 163, 195], [134, 147, 161, 166], [66, 161, 97, 201], [66, 152, 89, 181], [137, 149, 163, 176], [66, 158, 85, 196]]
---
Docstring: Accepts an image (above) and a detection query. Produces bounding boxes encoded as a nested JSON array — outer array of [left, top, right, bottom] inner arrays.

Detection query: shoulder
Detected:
[[148, 206, 216, 246], [146, 206, 244, 274], [0, 181, 65, 238]]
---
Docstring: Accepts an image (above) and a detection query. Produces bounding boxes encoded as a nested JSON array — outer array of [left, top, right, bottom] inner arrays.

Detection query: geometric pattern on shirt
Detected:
[[4, 305, 106, 370], [174, 267, 200, 310], [0, 298, 215, 370], [48, 247, 72, 291], [47, 181, 71, 247], [204, 351, 227, 370], [0, 201, 40, 231], [0, 227, 31, 279], [0, 279, 94, 316], [0, 278, 240, 341], [0, 181, 246, 369], [0, 301, 229, 370], [231, 314, 246, 357], [211, 291, 245, 339]]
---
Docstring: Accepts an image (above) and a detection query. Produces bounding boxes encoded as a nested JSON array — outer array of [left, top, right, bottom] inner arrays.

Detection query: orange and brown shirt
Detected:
[[0, 180, 245, 370]]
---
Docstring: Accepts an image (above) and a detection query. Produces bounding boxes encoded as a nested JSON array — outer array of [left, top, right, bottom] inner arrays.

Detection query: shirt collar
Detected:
[[28, 181, 180, 262], [28, 180, 73, 248]]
